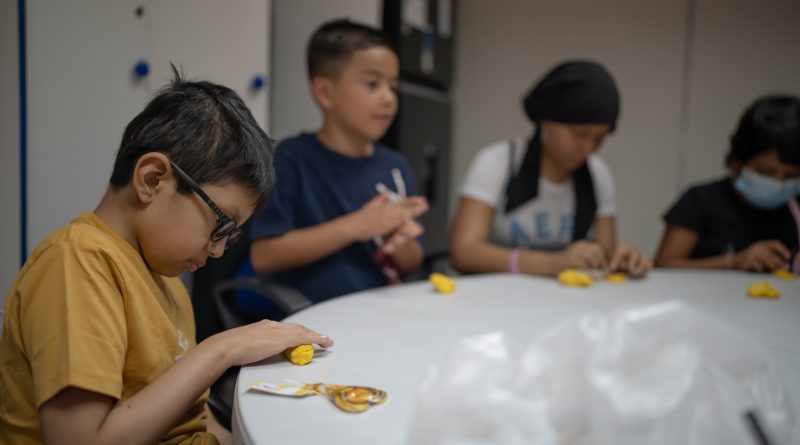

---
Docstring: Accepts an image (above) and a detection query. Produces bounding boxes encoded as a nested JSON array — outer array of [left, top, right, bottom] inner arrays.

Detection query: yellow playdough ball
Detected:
[[606, 272, 627, 284], [283, 344, 314, 365], [773, 268, 796, 281], [747, 281, 780, 299], [429, 272, 456, 294], [558, 269, 593, 287]]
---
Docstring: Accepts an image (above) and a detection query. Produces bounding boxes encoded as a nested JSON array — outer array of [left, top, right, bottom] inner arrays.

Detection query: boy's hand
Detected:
[[558, 241, 607, 270], [383, 219, 424, 254], [401, 195, 429, 217], [213, 320, 333, 367], [608, 243, 651, 277], [350, 195, 428, 241], [732, 240, 790, 272]]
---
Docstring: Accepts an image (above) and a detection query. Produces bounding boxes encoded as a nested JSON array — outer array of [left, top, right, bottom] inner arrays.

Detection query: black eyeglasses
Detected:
[[169, 161, 242, 247]]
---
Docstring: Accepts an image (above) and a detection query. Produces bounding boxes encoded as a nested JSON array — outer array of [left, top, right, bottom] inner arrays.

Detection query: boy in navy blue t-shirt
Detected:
[[243, 19, 428, 314]]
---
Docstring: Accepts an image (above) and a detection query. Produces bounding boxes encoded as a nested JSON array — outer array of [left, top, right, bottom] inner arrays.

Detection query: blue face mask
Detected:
[[734, 168, 800, 210]]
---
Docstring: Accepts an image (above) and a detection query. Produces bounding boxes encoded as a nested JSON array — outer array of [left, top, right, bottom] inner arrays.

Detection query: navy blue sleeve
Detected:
[[250, 148, 298, 240], [663, 186, 704, 233]]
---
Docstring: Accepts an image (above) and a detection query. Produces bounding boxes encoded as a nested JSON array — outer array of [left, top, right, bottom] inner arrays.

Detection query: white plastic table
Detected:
[[233, 270, 800, 444]]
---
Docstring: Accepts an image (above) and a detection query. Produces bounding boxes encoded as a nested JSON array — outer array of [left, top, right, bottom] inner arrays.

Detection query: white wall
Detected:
[[146, 0, 271, 132], [681, 0, 800, 186], [1, 0, 21, 325], [270, 0, 380, 139], [25, 0, 272, 252], [451, 0, 800, 255], [26, 0, 151, 253]]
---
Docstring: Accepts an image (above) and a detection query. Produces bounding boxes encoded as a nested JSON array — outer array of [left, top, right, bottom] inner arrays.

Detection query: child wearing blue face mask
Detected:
[[655, 95, 800, 272]]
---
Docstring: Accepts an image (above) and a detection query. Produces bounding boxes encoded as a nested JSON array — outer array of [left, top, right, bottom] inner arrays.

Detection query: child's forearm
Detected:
[[452, 241, 564, 276], [518, 249, 566, 276], [87, 320, 332, 444], [97, 339, 230, 444], [594, 216, 617, 259], [250, 215, 360, 274], [41, 338, 231, 445], [654, 254, 731, 270]]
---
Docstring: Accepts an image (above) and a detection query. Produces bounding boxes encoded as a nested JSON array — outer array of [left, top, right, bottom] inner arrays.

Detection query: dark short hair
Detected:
[[306, 19, 393, 79], [728, 95, 800, 167], [109, 65, 275, 209]]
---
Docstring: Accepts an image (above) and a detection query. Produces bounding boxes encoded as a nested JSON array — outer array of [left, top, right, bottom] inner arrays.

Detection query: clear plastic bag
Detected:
[[406, 301, 796, 445]]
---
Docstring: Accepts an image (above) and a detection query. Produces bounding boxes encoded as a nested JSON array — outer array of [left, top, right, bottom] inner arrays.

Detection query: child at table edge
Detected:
[[0, 67, 333, 445]]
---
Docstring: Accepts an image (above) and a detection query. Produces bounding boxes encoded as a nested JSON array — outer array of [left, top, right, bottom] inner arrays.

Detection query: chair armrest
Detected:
[[212, 277, 313, 327]]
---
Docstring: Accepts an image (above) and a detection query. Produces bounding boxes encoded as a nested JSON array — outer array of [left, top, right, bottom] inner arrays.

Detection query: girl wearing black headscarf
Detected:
[[450, 61, 650, 276]]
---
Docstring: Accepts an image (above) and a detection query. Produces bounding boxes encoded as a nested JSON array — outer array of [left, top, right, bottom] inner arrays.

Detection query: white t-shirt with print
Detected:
[[460, 137, 616, 250]]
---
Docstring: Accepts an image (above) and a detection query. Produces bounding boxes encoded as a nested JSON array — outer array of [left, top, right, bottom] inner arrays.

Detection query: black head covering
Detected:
[[505, 61, 619, 241], [523, 61, 619, 130]]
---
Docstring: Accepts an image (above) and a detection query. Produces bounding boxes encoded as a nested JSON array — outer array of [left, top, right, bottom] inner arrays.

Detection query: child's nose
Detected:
[[381, 86, 396, 103]]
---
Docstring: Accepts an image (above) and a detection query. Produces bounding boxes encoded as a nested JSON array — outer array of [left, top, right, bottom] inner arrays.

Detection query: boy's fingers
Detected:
[[592, 245, 607, 269], [633, 257, 648, 277], [406, 196, 428, 206], [766, 255, 786, 271], [384, 232, 409, 253], [293, 325, 334, 348], [404, 196, 429, 215], [634, 254, 649, 274], [400, 220, 423, 238], [752, 256, 768, 272], [407, 223, 423, 238], [372, 193, 391, 207], [587, 249, 604, 269], [382, 236, 398, 254], [765, 241, 791, 259], [608, 248, 625, 271], [577, 248, 594, 268], [313, 334, 334, 348]]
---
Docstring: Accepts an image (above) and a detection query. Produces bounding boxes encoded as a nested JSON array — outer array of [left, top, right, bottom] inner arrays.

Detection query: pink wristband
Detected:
[[509, 248, 522, 274]]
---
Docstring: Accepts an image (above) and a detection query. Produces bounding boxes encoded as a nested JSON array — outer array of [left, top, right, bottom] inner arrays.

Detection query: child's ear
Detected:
[[132, 152, 172, 204], [310, 76, 335, 110]]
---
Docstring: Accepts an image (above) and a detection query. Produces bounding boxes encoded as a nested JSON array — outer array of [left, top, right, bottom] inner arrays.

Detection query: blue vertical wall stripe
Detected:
[[18, 0, 27, 265]]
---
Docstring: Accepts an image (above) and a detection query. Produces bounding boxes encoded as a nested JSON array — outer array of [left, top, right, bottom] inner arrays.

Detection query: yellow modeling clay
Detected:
[[429, 272, 456, 294], [558, 269, 593, 287], [606, 272, 627, 284], [747, 281, 780, 299], [773, 268, 796, 281], [283, 344, 314, 365]]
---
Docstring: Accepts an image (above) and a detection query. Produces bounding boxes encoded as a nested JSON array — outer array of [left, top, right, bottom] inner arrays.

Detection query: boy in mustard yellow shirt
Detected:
[[0, 68, 333, 445]]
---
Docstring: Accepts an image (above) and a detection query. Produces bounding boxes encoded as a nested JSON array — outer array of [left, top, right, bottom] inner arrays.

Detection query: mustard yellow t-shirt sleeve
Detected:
[[18, 240, 128, 408]]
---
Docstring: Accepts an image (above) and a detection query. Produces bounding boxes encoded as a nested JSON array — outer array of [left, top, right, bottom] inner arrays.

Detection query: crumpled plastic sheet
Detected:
[[405, 301, 796, 445]]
